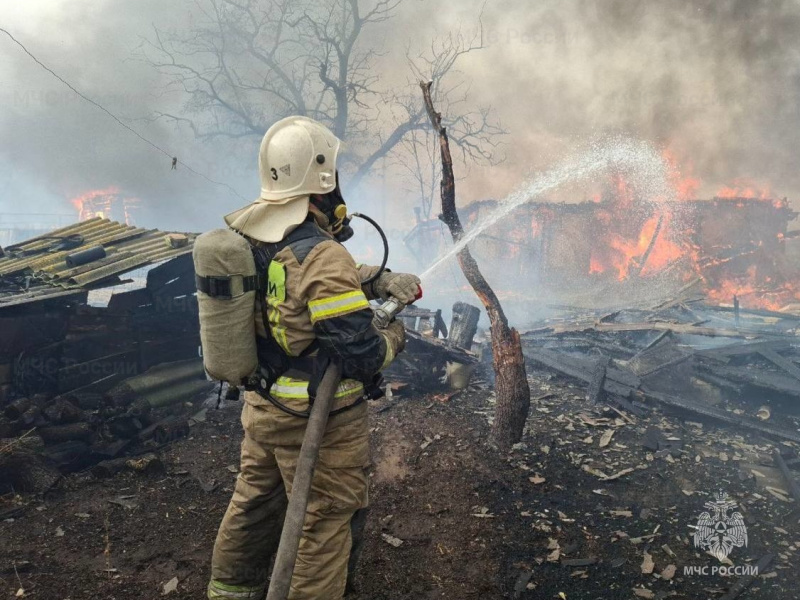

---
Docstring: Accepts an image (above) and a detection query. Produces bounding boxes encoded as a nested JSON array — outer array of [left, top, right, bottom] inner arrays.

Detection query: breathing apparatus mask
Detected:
[[309, 171, 389, 286], [311, 175, 354, 243]]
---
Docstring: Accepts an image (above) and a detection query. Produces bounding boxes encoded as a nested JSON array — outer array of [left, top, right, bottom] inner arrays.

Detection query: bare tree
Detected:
[[420, 80, 530, 450], [394, 126, 440, 220], [137, 0, 502, 192], [393, 26, 505, 218]]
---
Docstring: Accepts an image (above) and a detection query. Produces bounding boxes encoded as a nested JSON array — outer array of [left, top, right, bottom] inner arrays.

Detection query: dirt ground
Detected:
[[2, 364, 799, 599]]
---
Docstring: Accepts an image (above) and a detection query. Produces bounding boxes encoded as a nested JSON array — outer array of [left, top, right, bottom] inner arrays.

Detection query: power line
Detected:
[[0, 26, 248, 203]]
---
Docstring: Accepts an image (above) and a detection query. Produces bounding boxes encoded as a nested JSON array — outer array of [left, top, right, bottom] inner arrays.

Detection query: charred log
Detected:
[[448, 302, 480, 350], [38, 422, 93, 445], [0, 433, 61, 493]]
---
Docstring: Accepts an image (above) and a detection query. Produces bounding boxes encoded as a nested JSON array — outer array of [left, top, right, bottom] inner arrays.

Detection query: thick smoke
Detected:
[[0, 1, 258, 234], [432, 0, 800, 203], [2, 0, 800, 237]]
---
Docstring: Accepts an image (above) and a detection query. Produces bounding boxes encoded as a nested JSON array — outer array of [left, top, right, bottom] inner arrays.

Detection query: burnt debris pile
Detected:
[[522, 293, 800, 447]]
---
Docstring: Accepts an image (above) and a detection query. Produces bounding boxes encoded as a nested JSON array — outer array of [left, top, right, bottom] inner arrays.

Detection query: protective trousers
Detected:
[[208, 394, 370, 600]]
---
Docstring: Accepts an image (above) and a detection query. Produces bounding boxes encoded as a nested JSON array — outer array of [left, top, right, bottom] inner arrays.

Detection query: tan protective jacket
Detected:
[[250, 220, 390, 412]]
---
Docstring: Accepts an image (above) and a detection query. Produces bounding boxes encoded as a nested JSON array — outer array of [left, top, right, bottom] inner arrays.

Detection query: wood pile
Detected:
[[0, 254, 210, 491]]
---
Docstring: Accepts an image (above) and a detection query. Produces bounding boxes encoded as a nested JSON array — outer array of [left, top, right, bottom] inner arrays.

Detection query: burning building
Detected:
[[407, 183, 800, 314], [70, 187, 140, 225]]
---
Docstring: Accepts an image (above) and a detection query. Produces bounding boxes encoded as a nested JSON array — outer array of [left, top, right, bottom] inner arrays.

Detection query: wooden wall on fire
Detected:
[[692, 198, 795, 279], [460, 197, 797, 291]]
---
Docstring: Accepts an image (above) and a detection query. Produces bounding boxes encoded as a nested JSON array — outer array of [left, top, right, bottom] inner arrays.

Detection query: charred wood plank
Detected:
[[38, 422, 93, 445], [693, 372, 744, 395], [695, 363, 800, 398], [758, 347, 800, 382], [434, 309, 447, 339], [606, 395, 648, 417], [587, 356, 610, 404], [537, 336, 637, 358], [593, 322, 756, 338], [524, 348, 639, 397], [696, 340, 791, 359], [649, 277, 703, 310], [632, 214, 664, 277], [706, 303, 800, 322], [640, 388, 800, 443], [536, 320, 759, 339], [448, 302, 480, 350], [627, 338, 694, 378], [598, 310, 620, 323], [641, 330, 671, 353], [773, 450, 800, 502], [718, 553, 774, 600]]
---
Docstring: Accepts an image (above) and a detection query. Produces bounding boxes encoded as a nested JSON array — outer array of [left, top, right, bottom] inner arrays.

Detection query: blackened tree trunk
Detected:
[[420, 81, 530, 449]]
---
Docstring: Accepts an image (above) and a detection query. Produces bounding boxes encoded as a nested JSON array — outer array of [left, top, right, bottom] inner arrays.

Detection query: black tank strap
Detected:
[[254, 220, 328, 268]]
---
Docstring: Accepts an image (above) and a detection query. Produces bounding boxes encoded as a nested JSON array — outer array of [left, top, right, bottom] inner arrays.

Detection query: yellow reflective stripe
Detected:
[[207, 579, 265, 599], [275, 376, 307, 386], [272, 323, 289, 353], [267, 261, 286, 302], [271, 376, 364, 399], [271, 377, 309, 399], [266, 260, 290, 353], [308, 290, 369, 323], [381, 333, 395, 369]]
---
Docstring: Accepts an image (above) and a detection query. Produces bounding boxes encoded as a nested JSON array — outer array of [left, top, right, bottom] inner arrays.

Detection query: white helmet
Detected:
[[223, 116, 342, 243], [258, 116, 341, 201]]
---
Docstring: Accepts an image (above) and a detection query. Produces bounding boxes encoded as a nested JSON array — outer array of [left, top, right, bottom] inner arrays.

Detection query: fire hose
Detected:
[[265, 294, 419, 600], [265, 360, 342, 600]]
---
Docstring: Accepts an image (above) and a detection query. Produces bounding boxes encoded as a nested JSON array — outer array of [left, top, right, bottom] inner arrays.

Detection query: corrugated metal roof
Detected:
[[0, 218, 196, 309]]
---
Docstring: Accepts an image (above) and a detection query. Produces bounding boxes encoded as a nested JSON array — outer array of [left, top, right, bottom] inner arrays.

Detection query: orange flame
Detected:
[[716, 178, 772, 200], [589, 256, 605, 274], [663, 149, 700, 201], [70, 186, 120, 221], [561, 155, 794, 310], [69, 187, 139, 225]]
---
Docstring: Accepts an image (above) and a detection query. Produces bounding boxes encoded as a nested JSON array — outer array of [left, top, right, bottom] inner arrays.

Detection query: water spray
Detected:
[[418, 137, 676, 284]]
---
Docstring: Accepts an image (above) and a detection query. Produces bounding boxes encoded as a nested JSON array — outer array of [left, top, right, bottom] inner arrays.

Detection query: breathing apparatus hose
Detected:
[[350, 212, 388, 285]]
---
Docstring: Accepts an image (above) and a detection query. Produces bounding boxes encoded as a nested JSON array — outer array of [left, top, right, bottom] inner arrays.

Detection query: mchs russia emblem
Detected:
[[693, 491, 748, 562]]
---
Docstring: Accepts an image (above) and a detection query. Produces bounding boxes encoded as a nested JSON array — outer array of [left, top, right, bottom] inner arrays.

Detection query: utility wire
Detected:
[[0, 26, 247, 202]]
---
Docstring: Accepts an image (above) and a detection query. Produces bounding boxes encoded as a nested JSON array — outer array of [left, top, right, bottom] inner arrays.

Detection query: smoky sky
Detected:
[[2, 0, 800, 236]]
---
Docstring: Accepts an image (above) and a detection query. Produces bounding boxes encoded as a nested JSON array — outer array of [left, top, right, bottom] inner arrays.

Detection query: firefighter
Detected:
[[207, 116, 420, 600]]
